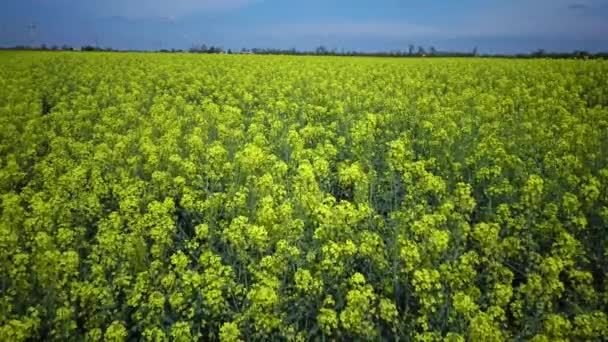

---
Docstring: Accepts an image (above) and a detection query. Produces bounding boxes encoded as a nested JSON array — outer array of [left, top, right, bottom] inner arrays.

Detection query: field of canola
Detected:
[[1, 51, 608, 341]]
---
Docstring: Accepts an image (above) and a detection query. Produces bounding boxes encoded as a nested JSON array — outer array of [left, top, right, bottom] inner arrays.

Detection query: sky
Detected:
[[1, 0, 607, 54]]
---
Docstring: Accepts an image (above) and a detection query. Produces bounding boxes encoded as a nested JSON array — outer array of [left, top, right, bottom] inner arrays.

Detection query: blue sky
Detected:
[[1, 0, 607, 53]]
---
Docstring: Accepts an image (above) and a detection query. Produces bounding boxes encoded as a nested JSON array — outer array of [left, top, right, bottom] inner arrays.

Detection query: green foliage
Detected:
[[1, 51, 607, 340]]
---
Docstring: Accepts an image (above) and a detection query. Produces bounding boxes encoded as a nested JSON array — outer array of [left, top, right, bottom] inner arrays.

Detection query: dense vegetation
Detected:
[[1, 51, 607, 341]]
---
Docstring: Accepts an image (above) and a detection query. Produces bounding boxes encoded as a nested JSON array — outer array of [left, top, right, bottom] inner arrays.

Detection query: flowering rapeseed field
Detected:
[[1, 51, 607, 340]]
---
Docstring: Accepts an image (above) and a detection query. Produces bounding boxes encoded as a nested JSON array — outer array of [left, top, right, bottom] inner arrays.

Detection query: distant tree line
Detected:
[[226, 45, 479, 57], [239, 46, 608, 59], [1, 44, 607, 59], [188, 44, 227, 54], [3, 44, 76, 51]]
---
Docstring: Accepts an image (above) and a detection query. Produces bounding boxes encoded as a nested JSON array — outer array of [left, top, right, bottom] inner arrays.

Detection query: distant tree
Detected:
[[409, 44, 415, 55], [472, 46, 479, 56], [207, 45, 223, 54], [316, 45, 328, 55], [532, 49, 546, 57], [429, 46, 437, 56], [417, 46, 426, 56]]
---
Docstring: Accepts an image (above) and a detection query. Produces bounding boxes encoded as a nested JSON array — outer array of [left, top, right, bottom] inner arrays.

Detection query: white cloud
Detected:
[[94, 0, 258, 19], [457, 0, 608, 39], [264, 22, 445, 39], [263, 0, 608, 42]]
